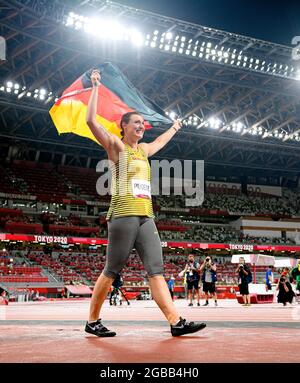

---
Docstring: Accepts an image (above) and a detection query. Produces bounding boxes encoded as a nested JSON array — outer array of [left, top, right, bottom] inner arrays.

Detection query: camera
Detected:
[[280, 277, 285, 283], [205, 257, 210, 262], [239, 264, 244, 268]]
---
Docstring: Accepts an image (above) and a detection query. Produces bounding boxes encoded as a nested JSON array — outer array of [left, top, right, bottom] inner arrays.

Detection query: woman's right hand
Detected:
[[91, 70, 101, 87]]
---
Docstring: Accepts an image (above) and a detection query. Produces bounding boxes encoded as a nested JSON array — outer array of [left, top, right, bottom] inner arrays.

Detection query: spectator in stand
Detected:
[[200, 256, 218, 306], [179, 254, 201, 306], [167, 274, 175, 301], [277, 275, 295, 306], [265, 266, 274, 291], [235, 257, 252, 307]]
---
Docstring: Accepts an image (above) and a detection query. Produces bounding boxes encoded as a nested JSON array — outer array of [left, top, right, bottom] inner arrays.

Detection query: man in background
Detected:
[[265, 266, 274, 291], [200, 256, 218, 306], [179, 254, 201, 306], [235, 257, 252, 306]]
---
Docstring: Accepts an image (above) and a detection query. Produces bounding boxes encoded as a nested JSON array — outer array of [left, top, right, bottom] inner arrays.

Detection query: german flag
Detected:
[[49, 62, 172, 145]]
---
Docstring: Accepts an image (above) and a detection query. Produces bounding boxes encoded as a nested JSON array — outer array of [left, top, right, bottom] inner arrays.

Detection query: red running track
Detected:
[[1, 299, 300, 363]]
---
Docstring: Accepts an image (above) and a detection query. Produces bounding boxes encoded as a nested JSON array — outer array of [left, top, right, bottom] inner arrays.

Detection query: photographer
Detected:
[[277, 275, 295, 306], [235, 257, 252, 306], [109, 273, 123, 306], [200, 256, 218, 306], [179, 254, 201, 306]]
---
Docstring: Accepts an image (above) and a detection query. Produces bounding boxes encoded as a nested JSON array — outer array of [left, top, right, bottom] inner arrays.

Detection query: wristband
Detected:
[[173, 126, 178, 132]]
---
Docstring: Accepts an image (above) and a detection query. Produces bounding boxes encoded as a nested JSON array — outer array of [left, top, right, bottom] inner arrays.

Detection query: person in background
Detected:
[[235, 257, 252, 307], [265, 266, 274, 291], [277, 275, 295, 306], [291, 260, 300, 295], [200, 256, 218, 306], [167, 274, 175, 301], [179, 254, 201, 307]]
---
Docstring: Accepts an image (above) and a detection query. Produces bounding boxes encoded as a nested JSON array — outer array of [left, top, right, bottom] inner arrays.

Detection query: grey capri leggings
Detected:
[[103, 216, 164, 279]]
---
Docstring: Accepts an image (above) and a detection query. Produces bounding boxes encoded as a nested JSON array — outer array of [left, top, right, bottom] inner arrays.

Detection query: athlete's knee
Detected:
[[103, 268, 119, 280], [148, 271, 164, 278], [147, 264, 164, 277]]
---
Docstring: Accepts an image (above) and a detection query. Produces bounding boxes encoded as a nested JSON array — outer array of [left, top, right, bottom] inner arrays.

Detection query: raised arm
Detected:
[[86, 70, 124, 153], [140, 120, 182, 157]]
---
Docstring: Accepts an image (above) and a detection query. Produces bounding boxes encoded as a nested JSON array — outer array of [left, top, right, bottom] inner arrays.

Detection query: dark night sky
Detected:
[[120, 0, 300, 46]]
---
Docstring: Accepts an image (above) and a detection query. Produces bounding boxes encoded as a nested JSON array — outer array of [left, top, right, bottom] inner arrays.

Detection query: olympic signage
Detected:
[[1, 233, 300, 252]]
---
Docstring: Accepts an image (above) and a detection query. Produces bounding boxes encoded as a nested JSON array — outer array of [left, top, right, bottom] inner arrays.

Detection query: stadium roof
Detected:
[[1, 0, 300, 175]]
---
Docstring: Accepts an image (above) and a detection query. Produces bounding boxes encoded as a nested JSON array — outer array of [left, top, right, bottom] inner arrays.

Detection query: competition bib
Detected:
[[131, 179, 151, 199]]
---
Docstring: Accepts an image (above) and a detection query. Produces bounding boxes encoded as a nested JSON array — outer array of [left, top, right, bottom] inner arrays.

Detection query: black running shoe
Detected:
[[85, 319, 116, 337], [171, 317, 206, 337]]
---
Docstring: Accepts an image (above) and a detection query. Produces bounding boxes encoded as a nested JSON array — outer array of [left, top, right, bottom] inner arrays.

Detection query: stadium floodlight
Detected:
[[150, 41, 156, 48], [74, 20, 82, 30], [131, 29, 144, 46], [208, 117, 222, 129], [40, 89, 46, 95], [64, 11, 300, 81], [7, 81, 13, 88], [14, 83, 20, 89], [39, 94, 45, 100], [26, 92, 31, 97], [169, 111, 176, 120], [6, 87, 11, 92], [236, 122, 243, 132], [83, 18, 99, 34]]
